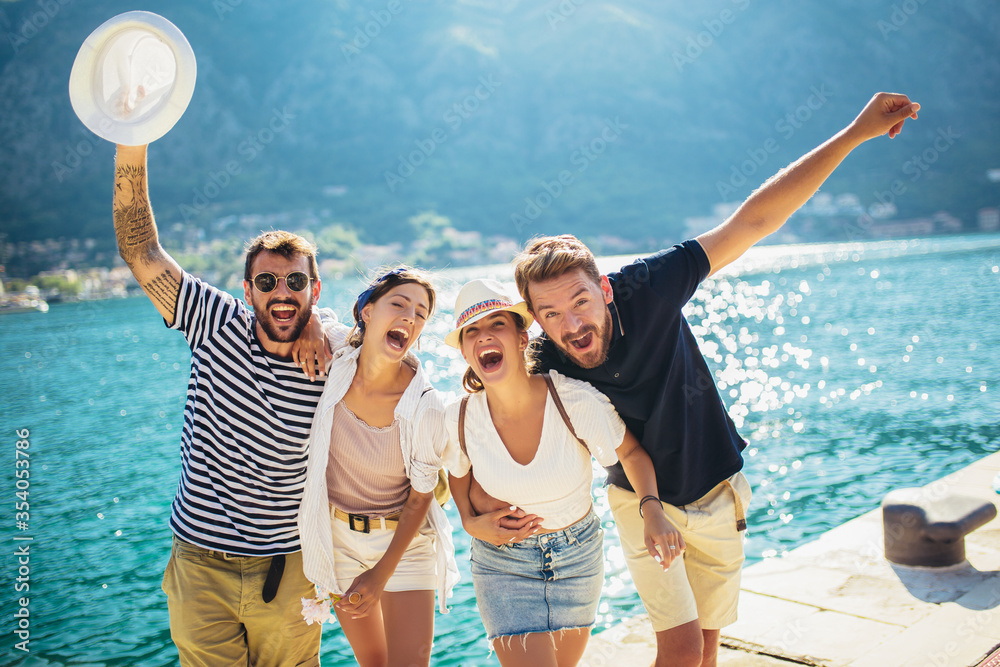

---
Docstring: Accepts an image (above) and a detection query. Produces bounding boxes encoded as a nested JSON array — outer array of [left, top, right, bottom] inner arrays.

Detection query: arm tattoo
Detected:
[[143, 269, 181, 315], [113, 162, 158, 267]]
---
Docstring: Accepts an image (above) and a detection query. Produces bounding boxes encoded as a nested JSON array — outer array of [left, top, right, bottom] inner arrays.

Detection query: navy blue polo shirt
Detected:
[[536, 240, 746, 506]]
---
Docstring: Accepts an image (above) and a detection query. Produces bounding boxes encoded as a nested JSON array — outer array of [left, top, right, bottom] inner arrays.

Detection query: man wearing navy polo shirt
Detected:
[[510, 93, 919, 666]]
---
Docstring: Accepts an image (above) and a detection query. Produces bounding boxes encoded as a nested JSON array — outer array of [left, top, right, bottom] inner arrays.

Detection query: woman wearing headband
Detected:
[[443, 279, 682, 666], [297, 267, 458, 667]]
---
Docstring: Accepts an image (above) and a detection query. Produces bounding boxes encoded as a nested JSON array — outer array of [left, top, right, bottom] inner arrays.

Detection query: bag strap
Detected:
[[541, 373, 588, 450], [458, 395, 470, 457], [460, 375, 587, 456]]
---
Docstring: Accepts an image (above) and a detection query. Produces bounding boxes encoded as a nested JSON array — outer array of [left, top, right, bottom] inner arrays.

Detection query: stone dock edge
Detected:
[[582, 450, 1000, 666]]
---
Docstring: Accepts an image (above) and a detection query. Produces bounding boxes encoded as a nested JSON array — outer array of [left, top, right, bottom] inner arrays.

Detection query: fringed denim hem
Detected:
[[486, 623, 594, 657]]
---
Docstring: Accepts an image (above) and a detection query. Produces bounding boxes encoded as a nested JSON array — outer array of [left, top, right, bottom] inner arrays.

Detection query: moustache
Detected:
[[265, 297, 299, 310]]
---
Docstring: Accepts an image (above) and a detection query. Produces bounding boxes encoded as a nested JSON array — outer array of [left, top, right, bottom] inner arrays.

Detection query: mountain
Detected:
[[1, 0, 998, 259]]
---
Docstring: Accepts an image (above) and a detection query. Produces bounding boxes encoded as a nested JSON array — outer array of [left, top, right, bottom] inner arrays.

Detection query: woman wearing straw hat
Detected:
[[297, 267, 459, 667], [443, 279, 683, 666]]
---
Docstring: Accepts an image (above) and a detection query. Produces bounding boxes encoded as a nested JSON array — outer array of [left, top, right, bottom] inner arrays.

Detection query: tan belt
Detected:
[[722, 479, 748, 531], [331, 506, 402, 533]]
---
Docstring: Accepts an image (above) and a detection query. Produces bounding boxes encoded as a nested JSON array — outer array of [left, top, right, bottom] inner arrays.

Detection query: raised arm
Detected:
[[697, 92, 920, 275], [113, 144, 184, 324]]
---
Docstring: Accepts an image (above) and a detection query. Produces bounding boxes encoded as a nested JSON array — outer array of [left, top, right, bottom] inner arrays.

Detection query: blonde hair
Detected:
[[512, 235, 601, 311], [348, 266, 436, 348], [460, 312, 537, 393]]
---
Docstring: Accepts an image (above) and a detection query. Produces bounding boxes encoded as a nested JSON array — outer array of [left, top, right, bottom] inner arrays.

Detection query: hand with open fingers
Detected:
[[643, 508, 685, 571], [334, 568, 389, 619], [849, 92, 920, 142], [290, 308, 331, 381], [465, 506, 542, 546]]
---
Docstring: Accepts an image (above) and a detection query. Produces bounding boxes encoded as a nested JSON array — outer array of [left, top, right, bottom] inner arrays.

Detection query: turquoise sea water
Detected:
[[2, 234, 999, 666]]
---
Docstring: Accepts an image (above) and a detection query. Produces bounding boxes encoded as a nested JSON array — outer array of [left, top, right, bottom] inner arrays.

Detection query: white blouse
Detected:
[[443, 370, 625, 530], [298, 344, 459, 613]]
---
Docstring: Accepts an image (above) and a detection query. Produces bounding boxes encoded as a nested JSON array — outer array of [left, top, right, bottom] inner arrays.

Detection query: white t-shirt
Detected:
[[443, 370, 625, 529]]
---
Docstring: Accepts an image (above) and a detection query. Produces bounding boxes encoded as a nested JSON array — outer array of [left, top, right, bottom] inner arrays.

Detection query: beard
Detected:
[[253, 297, 313, 343], [556, 307, 613, 369]]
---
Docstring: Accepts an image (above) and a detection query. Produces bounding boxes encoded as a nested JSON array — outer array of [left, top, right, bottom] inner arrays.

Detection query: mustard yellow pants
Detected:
[[162, 536, 322, 667]]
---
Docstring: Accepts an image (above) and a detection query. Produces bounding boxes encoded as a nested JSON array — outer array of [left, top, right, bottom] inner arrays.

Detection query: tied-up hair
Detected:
[[512, 234, 601, 312], [348, 266, 436, 348], [244, 230, 319, 281], [460, 312, 538, 393]]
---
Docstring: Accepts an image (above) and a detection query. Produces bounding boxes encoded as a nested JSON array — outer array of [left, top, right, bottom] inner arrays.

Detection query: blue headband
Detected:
[[355, 268, 408, 331]]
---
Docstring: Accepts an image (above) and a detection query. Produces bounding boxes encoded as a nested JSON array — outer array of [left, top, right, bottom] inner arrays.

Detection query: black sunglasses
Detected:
[[251, 271, 311, 293]]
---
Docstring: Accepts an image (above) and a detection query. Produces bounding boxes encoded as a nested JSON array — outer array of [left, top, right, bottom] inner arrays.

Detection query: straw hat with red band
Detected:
[[444, 279, 533, 349]]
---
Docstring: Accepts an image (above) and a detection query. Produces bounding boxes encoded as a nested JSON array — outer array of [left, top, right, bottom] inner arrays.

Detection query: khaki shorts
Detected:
[[607, 472, 752, 632], [161, 537, 321, 667], [330, 506, 437, 593]]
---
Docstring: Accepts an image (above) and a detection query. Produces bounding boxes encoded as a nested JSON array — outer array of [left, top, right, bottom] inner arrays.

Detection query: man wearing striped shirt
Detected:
[[112, 144, 342, 667]]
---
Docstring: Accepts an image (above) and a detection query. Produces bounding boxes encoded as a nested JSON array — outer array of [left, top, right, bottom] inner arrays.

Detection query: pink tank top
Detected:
[[325, 400, 409, 515]]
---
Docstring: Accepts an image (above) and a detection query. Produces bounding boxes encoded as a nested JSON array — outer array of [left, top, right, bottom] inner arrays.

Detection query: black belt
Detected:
[[262, 554, 285, 603], [186, 542, 285, 603]]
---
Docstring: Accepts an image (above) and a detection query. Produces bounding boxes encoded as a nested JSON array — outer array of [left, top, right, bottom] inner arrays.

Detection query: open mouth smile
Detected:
[[476, 345, 504, 373], [270, 303, 298, 324], [386, 326, 410, 351], [568, 330, 594, 351]]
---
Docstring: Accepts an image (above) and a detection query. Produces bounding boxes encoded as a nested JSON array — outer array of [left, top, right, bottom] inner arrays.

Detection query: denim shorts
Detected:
[[469, 509, 604, 642]]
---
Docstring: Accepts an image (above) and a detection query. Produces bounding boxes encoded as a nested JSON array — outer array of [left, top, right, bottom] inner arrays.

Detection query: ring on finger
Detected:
[[348, 592, 362, 604]]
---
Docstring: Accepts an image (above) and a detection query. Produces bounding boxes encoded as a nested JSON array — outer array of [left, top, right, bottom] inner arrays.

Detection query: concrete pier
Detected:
[[583, 451, 1000, 666]]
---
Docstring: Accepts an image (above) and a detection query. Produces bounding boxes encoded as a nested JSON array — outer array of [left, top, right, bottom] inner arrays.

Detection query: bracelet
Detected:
[[638, 495, 661, 518]]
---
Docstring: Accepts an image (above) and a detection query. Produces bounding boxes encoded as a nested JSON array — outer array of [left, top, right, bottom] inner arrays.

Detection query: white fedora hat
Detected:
[[69, 11, 197, 146], [445, 279, 533, 348]]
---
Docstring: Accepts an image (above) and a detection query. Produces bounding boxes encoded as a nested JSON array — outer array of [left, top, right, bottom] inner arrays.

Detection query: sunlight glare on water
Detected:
[[1, 235, 998, 665]]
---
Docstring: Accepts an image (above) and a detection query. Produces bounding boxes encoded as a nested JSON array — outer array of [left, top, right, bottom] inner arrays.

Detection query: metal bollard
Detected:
[[882, 488, 997, 567]]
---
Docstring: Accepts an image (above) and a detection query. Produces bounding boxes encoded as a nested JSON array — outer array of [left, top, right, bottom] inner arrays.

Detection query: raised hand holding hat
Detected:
[[69, 11, 196, 146]]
